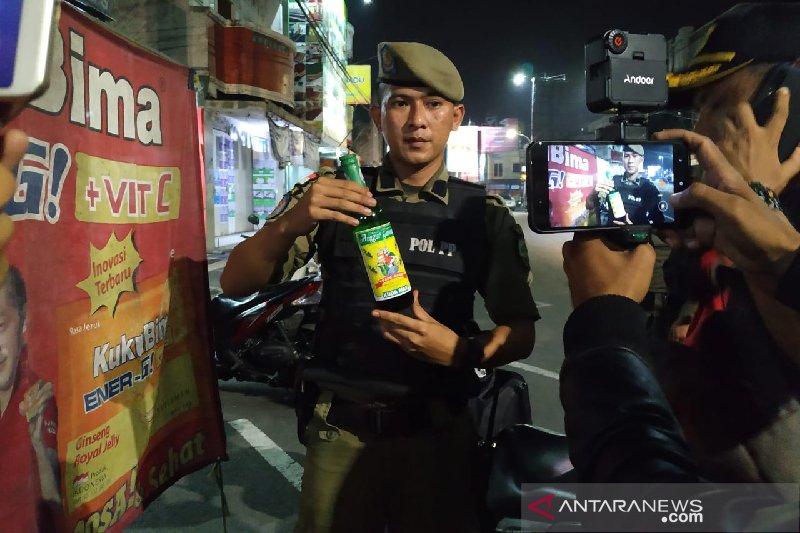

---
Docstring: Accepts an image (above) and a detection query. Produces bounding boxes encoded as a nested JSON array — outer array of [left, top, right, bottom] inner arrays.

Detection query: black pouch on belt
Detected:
[[294, 360, 321, 445]]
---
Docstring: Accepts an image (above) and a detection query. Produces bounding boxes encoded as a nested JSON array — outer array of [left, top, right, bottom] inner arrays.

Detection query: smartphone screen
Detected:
[[527, 141, 690, 233], [0, 0, 24, 89]]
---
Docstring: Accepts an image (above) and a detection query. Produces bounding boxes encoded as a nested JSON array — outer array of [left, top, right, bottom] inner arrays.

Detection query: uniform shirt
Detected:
[[0, 362, 59, 533], [267, 156, 540, 326], [611, 173, 664, 224]]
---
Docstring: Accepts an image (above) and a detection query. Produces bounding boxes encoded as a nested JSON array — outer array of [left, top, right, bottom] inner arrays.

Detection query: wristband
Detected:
[[457, 336, 485, 369], [749, 182, 782, 210]]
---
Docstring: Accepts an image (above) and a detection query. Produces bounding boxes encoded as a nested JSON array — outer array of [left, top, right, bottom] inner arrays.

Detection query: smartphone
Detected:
[[0, 0, 58, 126], [750, 63, 800, 163], [527, 140, 691, 233]]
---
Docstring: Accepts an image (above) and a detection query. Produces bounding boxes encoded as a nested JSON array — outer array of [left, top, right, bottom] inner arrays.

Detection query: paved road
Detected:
[[129, 211, 574, 532]]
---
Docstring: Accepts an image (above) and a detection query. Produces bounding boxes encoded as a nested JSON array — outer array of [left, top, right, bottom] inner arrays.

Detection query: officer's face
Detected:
[[692, 65, 769, 143], [623, 152, 643, 175], [371, 85, 464, 175]]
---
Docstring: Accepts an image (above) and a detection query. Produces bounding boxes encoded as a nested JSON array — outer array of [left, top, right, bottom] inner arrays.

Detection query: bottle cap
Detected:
[[339, 153, 358, 167], [339, 154, 365, 185]]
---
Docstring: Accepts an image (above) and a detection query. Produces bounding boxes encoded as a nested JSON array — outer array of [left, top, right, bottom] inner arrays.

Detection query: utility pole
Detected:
[[529, 73, 566, 140]]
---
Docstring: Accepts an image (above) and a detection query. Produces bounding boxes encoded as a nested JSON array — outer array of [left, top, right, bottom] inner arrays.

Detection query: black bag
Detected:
[[468, 369, 576, 532], [484, 424, 575, 530], [468, 368, 533, 531], [468, 368, 532, 445]]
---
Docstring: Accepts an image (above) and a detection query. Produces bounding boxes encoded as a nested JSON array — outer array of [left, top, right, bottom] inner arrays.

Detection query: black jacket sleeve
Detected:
[[776, 249, 800, 312], [560, 295, 701, 482], [559, 295, 799, 532]]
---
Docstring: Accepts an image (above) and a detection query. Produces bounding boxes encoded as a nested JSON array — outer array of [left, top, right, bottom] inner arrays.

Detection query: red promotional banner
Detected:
[[547, 145, 598, 228], [1, 5, 226, 532]]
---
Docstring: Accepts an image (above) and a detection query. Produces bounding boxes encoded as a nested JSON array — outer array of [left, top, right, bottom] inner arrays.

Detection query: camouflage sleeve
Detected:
[[480, 198, 540, 324], [265, 178, 319, 283], [486, 192, 506, 208]]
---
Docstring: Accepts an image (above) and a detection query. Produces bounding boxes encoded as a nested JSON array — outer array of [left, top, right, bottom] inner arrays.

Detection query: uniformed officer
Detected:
[[594, 144, 664, 225], [221, 41, 539, 533]]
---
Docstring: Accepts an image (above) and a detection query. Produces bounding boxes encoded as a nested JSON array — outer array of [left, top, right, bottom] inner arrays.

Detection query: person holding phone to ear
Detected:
[[652, 1, 800, 485]]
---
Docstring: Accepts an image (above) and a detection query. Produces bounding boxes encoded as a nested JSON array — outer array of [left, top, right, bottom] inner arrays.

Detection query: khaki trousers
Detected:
[[294, 392, 481, 533]]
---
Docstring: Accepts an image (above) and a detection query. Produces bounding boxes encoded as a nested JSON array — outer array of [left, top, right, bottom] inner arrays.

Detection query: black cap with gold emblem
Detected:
[[668, 2, 800, 92]]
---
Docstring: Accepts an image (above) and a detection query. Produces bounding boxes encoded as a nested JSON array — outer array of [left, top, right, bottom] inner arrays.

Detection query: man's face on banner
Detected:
[[0, 285, 23, 393]]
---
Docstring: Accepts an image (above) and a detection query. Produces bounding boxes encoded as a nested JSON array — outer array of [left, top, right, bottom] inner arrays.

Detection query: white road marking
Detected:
[[228, 418, 303, 491], [509, 361, 560, 380], [208, 260, 227, 272], [535, 300, 553, 308]]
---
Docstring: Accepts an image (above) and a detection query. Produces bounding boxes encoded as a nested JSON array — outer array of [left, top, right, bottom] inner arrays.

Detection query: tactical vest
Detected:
[[312, 169, 488, 399]]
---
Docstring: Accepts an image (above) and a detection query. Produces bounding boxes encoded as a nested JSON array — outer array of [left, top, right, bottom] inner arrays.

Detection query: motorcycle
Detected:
[[211, 271, 321, 388], [211, 214, 323, 387]]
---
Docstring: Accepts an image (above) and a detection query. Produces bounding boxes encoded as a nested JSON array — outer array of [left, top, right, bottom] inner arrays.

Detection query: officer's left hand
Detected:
[[371, 290, 460, 367], [612, 213, 632, 225]]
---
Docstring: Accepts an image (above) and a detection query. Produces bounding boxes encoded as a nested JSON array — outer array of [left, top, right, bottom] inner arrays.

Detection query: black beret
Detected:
[[376, 42, 464, 102]]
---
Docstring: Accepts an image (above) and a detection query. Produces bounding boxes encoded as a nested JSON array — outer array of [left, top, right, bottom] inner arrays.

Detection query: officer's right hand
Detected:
[[595, 176, 614, 195], [281, 176, 377, 236]]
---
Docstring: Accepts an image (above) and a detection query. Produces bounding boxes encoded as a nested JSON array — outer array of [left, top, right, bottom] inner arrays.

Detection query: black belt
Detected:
[[326, 396, 466, 437], [641, 292, 668, 312]]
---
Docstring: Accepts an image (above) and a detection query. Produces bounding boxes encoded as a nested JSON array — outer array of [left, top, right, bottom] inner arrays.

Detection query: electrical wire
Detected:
[[292, 0, 372, 108]]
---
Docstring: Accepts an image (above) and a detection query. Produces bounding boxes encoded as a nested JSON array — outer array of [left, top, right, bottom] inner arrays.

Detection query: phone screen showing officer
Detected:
[[527, 140, 691, 233], [0, 0, 24, 89]]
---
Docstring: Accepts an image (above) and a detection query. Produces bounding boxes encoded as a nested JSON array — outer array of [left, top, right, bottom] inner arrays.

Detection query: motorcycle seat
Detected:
[[212, 276, 317, 319]]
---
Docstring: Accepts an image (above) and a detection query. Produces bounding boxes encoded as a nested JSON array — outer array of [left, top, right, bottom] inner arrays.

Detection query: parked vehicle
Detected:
[[210, 271, 322, 387], [211, 213, 323, 388], [501, 194, 517, 210]]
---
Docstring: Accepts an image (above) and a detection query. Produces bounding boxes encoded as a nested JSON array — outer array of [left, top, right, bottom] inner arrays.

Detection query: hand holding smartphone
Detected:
[[527, 140, 692, 233], [0, 0, 58, 126]]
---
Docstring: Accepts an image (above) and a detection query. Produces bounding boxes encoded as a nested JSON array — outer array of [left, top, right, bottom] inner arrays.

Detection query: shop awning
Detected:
[[205, 100, 321, 139]]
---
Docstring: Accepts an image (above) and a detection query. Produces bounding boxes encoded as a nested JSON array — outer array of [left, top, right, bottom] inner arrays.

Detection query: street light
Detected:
[[511, 70, 566, 141], [505, 127, 531, 144]]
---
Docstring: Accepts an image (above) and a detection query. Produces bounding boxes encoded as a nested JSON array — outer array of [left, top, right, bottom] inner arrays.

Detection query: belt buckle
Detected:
[[367, 407, 392, 435]]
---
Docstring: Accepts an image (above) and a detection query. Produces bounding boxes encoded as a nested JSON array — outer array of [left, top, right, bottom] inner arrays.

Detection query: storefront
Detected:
[[203, 102, 321, 250]]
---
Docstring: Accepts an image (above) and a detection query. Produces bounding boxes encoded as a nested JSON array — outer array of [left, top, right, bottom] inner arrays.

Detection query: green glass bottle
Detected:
[[339, 154, 413, 312]]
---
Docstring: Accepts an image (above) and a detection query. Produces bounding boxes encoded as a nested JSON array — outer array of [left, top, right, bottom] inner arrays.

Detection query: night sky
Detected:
[[347, 0, 745, 135]]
